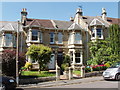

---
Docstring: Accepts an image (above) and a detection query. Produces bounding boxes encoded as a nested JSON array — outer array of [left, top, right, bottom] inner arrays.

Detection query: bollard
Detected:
[[56, 66, 60, 81], [69, 67, 73, 80], [81, 66, 85, 78]]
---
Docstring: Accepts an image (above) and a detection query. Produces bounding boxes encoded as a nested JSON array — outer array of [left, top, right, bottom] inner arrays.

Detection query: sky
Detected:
[[1, 2, 119, 21]]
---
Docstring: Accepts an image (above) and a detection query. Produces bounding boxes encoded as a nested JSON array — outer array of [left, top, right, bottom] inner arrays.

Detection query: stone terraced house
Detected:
[[0, 8, 119, 70]]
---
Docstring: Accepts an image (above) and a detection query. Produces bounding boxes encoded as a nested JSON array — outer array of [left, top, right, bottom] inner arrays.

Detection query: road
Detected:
[[17, 76, 119, 90], [45, 80, 119, 88]]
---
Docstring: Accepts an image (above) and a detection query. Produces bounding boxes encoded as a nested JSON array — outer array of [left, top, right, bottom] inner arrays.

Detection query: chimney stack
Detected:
[[102, 8, 107, 20], [76, 8, 83, 16], [21, 8, 28, 25], [70, 17, 74, 21]]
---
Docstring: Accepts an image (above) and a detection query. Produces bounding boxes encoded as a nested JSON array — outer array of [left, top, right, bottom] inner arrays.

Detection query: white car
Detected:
[[103, 62, 120, 80]]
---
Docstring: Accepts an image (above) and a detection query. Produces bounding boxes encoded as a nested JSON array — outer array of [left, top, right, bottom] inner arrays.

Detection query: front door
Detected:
[[48, 54, 55, 69]]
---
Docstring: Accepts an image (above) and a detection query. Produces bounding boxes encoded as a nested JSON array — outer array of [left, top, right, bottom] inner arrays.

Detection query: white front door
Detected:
[[48, 54, 55, 69]]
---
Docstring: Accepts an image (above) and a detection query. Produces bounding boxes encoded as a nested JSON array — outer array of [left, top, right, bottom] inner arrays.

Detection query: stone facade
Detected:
[[0, 8, 119, 70]]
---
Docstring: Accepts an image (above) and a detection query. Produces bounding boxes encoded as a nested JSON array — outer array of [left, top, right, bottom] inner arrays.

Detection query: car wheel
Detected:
[[1, 84, 6, 90], [115, 74, 120, 81]]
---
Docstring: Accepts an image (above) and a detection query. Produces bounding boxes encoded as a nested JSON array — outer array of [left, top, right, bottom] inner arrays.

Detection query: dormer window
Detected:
[[91, 27, 103, 39]]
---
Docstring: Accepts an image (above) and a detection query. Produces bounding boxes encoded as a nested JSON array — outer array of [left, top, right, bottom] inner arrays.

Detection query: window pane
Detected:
[[58, 32, 63, 44], [32, 30, 38, 41], [75, 58, 80, 63], [97, 29, 102, 38], [50, 32, 54, 43], [75, 53, 80, 57], [75, 33, 81, 44], [5, 34, 12, 47]]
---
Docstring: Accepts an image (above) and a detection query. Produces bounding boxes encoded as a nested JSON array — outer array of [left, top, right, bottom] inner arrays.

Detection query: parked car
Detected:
[[0, 76, 17, 90], [103, 62, 120, 80]]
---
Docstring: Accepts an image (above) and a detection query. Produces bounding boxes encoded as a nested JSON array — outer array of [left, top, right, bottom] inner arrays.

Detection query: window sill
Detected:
[[26, 40, 43, 43], [57, 43, 64, 45], [50, 42, 55, 44]]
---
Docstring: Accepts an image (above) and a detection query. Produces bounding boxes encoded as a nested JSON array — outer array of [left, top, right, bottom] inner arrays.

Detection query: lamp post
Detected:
[[16, 20, 20, 86]]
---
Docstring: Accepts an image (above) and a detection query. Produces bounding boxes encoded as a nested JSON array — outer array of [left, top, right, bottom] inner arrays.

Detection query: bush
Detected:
[[2, 50, 26, 77]]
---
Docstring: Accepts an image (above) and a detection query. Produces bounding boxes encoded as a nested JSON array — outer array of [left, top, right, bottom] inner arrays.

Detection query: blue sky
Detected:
[[1, 2, 119, 21]]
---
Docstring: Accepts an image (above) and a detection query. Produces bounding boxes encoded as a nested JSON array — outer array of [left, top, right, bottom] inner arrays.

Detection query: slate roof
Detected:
[[107, 17, 120, 25], [26, 18, 55, 29], [0, 21, 23, 32], [51, 20, 73, 30]]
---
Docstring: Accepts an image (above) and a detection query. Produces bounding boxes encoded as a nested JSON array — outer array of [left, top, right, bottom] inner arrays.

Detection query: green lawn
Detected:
[[73, 70, 81, 76], [21, 71, 55, 77]]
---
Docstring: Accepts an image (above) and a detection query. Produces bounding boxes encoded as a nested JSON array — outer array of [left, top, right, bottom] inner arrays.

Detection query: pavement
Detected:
[[19, 76, 104, 88]]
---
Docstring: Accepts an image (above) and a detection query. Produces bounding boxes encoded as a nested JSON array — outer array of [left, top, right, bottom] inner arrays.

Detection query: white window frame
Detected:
[[75, 52, 81, 64], [91, 27, 103, 40]]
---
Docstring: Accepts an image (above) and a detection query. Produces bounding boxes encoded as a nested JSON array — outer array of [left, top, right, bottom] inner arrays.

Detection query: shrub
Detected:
[[2, 50, 26, 77], [24, 62, 32, 70]]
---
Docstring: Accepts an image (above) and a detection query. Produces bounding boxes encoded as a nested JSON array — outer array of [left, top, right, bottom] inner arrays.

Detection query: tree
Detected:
[[109, 24, 120, 60], [26, 44, 52, 71], [2, 50, 26, 77]]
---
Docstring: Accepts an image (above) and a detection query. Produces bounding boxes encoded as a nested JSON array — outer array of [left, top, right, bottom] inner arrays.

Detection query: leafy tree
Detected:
[[109, 24, 120, 60], [26, 44, 52, 71], [2, 50, 26, 77]]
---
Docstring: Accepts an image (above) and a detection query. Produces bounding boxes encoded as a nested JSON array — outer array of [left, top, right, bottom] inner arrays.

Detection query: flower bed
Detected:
[[85, 64, 108, 73]]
